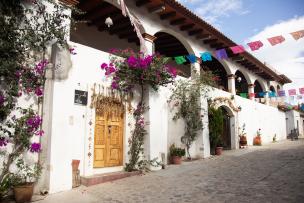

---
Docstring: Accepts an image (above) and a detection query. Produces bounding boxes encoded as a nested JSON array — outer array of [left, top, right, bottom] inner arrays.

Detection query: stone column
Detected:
[[191, 60, 201, 79], [264, 89, 270, 105], [141, 33, 157, 55], [227, 74, 236, 95], [248, 84, 255, 100], [141, 33, 167, 169]]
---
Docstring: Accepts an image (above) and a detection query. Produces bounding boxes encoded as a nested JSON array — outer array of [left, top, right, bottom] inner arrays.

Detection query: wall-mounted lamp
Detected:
[[105, 17, 113, 27], [237, 77, 242, 83]]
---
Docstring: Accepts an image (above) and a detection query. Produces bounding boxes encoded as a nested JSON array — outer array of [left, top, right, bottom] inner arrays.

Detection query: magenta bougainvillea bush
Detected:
[[101, 49, 177, 93], [100, 49, 177, 171]]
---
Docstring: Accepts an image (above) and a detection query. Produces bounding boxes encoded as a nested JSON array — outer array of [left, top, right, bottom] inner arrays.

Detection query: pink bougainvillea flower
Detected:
[[127, 56, 138, 67], [166, 65, 177, 77], [35, 87, 43, 97], [26, 115, 42, 130], [15, 70, 22, 78], [26, 88, 33, 93], [69, 48, 77, 55], [111, 81, 119, 89], [34, 130, 44, 136], [100, 63, 108, 70], [35, 59, 48, 75], [105, 66, 116, 76], [0, 137, 8, 147], [30, 142, 41, 153], [109, 48, 118, 54]]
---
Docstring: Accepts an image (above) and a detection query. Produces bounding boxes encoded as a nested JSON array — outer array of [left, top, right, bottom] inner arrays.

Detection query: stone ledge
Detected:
[[81, 171, 141, 187]]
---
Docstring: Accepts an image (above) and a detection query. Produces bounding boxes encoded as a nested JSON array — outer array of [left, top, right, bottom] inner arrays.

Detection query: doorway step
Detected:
[[81, 171, 141, 186]]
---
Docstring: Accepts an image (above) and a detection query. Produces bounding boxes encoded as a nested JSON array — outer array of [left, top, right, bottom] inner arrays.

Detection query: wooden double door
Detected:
[[93, 110, 123, 168]]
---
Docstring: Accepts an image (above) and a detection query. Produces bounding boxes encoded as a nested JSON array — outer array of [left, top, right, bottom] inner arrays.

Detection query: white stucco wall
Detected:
[[40, 0, 290, 194], [208, 88, 287, 146]]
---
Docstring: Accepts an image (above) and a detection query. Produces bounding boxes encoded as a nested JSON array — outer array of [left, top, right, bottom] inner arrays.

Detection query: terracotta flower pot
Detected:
[[14, 183, 34, 203], [239, 136, 247, 147], [72, 159, 80, 171], [172, 156, 182, 164], [215, 147, 223, 155], [253, 136, 262, 146]]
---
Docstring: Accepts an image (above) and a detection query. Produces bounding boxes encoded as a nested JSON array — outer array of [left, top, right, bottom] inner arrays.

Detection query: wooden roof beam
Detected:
[[180, 24, 194, 31], [109, 23, 133, 35], [160, 11, 177, 20], [210, 43, 224, 49], [203, 38, 217, 44], [149, 4, 165, 13], [188, 29, 203, 36], [136, 0, 151, 7], [119, 31, 136, 39], [170, 18, 186, 25], [196, 34, 211, 40]]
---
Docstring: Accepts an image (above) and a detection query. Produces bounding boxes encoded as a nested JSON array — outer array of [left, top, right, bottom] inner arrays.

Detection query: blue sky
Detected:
[[178, 0, 304, 94], [178, 0, 304, 43]]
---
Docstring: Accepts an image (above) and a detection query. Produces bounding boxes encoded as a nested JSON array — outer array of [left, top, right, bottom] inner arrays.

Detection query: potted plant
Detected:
[[253, 128, 262, 146], [215, 141, 224, 155], [208, 107, 224, 155], [239, 123, 247, 148], [169, 144, 185, 164], [11, 159, 42, 203]]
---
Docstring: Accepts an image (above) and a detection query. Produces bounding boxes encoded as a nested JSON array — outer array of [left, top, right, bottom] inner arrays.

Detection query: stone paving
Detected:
[[36, 139, 304, 203]]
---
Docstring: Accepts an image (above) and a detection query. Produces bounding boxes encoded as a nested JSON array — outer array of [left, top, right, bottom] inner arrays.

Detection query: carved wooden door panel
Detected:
[[93, 112, 106, 168], [94, 110, 123, 168], [105, 113, 123, 167]]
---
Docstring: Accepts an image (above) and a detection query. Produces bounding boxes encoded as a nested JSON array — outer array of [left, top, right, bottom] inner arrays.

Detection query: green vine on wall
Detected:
[[169, 72, 215, 159]]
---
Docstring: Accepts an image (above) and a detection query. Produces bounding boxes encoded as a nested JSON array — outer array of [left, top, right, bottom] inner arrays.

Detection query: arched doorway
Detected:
[[235, 70, 248, 96], [219, 106, 232, 149], [270, 85, 276, 93], [254, 80, 264, 98], [201, 56, 228, 91], [154, 32, 191, 77]]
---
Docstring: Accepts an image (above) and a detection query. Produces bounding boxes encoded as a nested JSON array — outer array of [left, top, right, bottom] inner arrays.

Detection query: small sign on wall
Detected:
[[74, 90, 88, 106]]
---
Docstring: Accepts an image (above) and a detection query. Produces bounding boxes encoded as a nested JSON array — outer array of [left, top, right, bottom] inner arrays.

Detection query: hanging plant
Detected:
[[100, 49, 177, 171]]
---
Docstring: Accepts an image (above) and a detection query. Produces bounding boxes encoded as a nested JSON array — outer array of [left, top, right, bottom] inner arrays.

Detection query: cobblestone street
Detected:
[[36, 140, 304, 203]]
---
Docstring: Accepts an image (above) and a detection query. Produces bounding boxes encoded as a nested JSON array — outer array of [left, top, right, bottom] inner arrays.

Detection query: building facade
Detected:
[[37, 0, 295, 193]]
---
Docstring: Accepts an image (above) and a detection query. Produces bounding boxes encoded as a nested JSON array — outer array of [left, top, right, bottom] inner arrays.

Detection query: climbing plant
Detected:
[[101, 49, 177, 171], [208, 106, 224, 154], [169, 71, 215, 159], [0, 0, 78, 198]]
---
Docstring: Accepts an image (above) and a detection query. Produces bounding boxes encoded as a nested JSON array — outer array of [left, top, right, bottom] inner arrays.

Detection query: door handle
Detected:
[[108, 125, 112, 136]]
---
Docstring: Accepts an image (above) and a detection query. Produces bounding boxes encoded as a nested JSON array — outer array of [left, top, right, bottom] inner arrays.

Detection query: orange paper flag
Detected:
[[267, 35, 285, 46], [290, 30, 304, 40]]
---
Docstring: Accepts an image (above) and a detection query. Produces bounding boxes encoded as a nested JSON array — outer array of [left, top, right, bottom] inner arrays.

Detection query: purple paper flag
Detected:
[[215, 49, 228, 60], [278, 90, 286, 97]]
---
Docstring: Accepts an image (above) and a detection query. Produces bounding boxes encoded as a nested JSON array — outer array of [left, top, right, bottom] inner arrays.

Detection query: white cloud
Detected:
[[177, 0, 249, 28], [244, 16, 304, 90]]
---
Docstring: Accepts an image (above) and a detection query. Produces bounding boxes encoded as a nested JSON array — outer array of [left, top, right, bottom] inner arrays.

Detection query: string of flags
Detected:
[[238, 87, 304, 99], [174, 29, 304, 64]]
